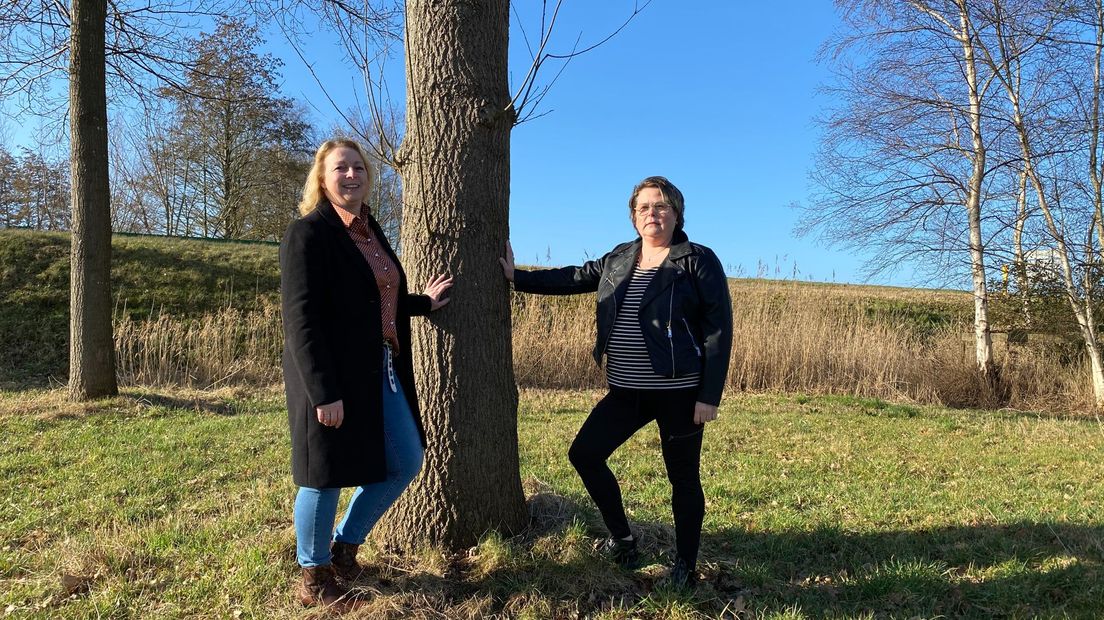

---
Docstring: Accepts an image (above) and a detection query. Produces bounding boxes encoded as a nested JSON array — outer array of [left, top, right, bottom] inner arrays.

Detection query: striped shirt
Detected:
[[334, 204, 402, 352], [605, 265, 700, 390]]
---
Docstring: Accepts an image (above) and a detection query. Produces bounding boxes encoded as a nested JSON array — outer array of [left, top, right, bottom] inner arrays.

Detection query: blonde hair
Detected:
[[297, 139, 375, 216]]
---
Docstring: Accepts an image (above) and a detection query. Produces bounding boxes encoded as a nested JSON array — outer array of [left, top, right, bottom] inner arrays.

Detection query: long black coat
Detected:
[[280, 200, 430, 489]]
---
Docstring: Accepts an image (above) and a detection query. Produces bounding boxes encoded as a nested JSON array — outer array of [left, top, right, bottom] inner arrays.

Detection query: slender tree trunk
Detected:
[[1086, 345, 1104, 408], [1006, 69, 1104, 406], [1022, 161, 1104, 406], [959, 2, 996, 376], [1080, 2, 1104, 404], [1013, 167, 1030, 327], [68, 0, 117, 400], [1079, 0, 1104, 407], [375, 0, 526, 551], [1091, 0, 1104, 257]]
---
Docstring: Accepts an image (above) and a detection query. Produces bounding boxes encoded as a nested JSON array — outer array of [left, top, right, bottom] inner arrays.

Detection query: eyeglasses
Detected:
[[634, 203, 672, 217]]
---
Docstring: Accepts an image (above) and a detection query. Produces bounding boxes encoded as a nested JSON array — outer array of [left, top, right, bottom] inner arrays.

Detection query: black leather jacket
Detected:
[[513, 230, 733, 406]]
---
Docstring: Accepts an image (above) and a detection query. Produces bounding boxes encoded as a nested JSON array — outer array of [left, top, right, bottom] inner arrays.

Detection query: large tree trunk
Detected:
[[375, 0, 526, 551], [68, 0, 117, 400]]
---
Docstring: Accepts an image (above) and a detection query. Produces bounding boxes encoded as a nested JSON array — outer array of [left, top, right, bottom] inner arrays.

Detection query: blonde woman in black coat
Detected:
[[281, 139, 452, 610]]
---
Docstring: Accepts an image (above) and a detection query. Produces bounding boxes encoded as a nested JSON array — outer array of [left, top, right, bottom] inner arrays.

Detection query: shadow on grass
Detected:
[[376, 492, 1104, 618], [698, 522, 1104, 618], [0, 388, 259, 420], [340, 492, 651, 618], [987, 408, 1104, 424], [127, 391, 245, 416]]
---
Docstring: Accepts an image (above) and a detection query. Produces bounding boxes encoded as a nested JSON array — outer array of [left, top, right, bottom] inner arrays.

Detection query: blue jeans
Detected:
[[293, 346, 424, 567]]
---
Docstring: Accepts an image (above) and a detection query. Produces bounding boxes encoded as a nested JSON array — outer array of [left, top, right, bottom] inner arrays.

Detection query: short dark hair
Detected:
[[628, 176, 685, 231]]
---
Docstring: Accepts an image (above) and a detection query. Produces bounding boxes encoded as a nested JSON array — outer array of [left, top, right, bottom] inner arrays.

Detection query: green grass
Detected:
[[859, 298, 966, 337], [1, 388, 1100, 618], [0, 229, 280, 386]]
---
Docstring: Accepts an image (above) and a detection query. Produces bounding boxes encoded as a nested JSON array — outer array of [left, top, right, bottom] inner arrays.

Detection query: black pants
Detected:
[[567, 386, 705, 568]]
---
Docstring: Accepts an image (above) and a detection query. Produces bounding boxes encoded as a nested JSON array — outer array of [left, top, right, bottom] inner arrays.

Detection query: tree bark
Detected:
[[958, 1, 996, 377], [68, 0, 117, 400], [1013, 167, 1030, 328], [984, 0, 1104, 406], [375, 0, 526, 550]]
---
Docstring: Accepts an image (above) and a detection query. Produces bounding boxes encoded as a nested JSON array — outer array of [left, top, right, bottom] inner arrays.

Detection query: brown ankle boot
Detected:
[[330, 541, 364, 581], [297, 564, 363, 611]]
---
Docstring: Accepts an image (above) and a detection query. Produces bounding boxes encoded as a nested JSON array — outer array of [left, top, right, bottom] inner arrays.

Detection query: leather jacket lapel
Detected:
[[639, 231, 691, 309], [639, 262, 681, 310]]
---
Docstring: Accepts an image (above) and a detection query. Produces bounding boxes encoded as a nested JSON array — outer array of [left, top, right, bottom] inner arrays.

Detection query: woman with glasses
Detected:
[[281, 139, 453, 610], [500, 176, 733, 590]]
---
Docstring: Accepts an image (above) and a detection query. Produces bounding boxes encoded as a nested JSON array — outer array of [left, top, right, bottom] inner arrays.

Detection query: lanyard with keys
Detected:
[[384, 344, 397, 393]]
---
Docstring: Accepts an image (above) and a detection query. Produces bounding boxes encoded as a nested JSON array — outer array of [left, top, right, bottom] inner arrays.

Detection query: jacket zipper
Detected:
[[667, 285, 676, 377], [682, 318, 701, 357], [602, 273, 619, 356]]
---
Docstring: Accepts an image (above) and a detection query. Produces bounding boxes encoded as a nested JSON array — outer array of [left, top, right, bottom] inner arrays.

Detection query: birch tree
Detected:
[[806, 0, 1000, 376], [986, 0, 1104, 406]]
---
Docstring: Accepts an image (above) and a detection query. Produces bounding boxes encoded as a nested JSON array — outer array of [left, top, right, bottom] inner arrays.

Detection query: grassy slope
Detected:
[[0, 388, 1100, 619], [0, 228, 973, 387], [0, 229, 280, 385]]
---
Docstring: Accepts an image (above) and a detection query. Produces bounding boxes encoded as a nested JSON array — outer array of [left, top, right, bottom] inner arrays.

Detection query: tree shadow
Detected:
[[0, 388, 256, 422], [986, 408, 1104, 424], [126, 391, 246, 416], [430, 490, 1104, 618], [697, 522, 1103, 618]]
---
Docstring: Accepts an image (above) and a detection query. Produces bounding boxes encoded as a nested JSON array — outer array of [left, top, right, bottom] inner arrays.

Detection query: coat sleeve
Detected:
[[400, 294, 433, 317], [281, 219, 341, 408], [692, 246, 733, 406], [512, 254, 606, 295]]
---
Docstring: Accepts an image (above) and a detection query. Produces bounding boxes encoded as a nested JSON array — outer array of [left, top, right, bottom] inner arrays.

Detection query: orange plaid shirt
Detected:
[[334, 204, 402, 352]]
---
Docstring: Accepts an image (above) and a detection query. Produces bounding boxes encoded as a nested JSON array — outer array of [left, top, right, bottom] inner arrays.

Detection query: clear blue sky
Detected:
[[268, 1, 918, 286], [505, 2, 858, 283]]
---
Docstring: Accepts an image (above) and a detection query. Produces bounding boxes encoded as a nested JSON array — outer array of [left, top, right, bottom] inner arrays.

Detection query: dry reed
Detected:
[[110, 280, 1096, 412], [114, 304, 282, 388]]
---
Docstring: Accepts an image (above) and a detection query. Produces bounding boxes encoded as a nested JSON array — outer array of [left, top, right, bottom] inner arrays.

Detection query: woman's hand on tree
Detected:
[[424, 274, 454, 311], [499, 241, 515, 282]]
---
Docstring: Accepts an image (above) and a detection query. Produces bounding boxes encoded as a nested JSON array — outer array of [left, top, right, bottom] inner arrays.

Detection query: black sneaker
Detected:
[[663, 557, 696, 591], [595, 535, 639, 568]]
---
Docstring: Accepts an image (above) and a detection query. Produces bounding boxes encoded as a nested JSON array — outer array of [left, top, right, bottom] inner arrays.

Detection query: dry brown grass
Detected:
[[510, 294, 602, 390], [114, 304, 283, 388], [108, 279, 1097, 413], [725, 283, 941, 399]]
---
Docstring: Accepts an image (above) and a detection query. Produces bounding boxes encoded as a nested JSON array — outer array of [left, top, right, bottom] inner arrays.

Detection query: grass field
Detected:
[[1, 387, 1100, 619], [3, 228, 1102, 617]]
